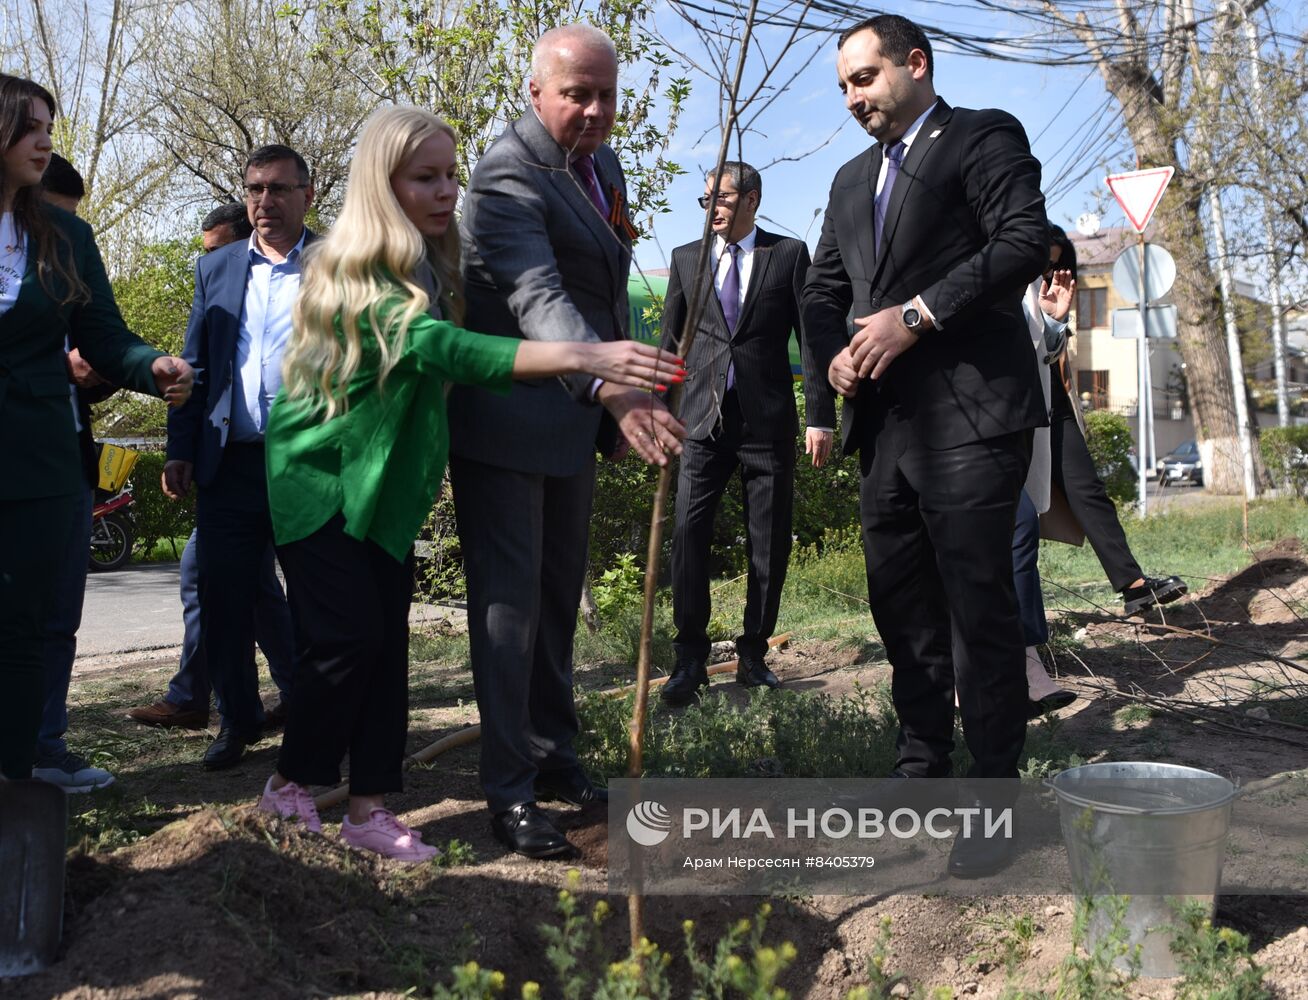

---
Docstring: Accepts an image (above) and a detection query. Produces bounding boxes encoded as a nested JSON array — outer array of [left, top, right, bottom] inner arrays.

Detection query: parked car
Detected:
[[1158, 440, 1203, 486]]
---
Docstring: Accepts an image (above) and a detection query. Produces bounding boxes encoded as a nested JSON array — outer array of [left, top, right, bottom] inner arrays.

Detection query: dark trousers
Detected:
[[39, 484, 93, 758], [1, 493, 80, 778], [1049, 377, 1142, 591], [450, 454, 593, 814], [166, 527, 294, 714], [195, 442, 291, 737], [671, 392, 795, 662], [1012, 489, 1048, 648], [859, 412, 1030, 780], [276, 516, 413, 795]]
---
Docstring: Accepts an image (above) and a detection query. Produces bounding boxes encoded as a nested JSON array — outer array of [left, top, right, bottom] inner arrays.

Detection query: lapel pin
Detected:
[[928, 129, 942, 139]]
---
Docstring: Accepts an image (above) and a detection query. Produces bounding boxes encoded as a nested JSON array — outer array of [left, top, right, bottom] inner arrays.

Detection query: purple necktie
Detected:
[[572, 155, 607, 216], [874, 141, 905, 253], [720, 244, 741, 389]]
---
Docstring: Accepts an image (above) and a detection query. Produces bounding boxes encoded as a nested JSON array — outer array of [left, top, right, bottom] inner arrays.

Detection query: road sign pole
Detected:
[[1137, 234, 1149, 517]]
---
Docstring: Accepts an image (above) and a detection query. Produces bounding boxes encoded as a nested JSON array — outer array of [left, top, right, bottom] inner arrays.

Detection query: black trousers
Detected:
[[276, 516, 413, 796], [859, 411, 1030, 780], [195, 443, 292, 737], [671, 391, 795, 662], [1049, 377, 1142, 591], [0, 493, 80, 779]]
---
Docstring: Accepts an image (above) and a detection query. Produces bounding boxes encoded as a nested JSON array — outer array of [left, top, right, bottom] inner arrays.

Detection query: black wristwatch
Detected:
[[901, 299, 925, 333]]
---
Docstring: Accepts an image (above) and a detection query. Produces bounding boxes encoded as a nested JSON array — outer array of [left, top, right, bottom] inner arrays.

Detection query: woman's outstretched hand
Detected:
[[582, 341, 686, 392], [152, 356, 195, 407]]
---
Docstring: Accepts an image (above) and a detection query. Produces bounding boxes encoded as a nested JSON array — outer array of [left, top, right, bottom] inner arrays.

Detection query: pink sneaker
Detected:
[[257, 776, 323, 833], [340, 809, 440, 863]]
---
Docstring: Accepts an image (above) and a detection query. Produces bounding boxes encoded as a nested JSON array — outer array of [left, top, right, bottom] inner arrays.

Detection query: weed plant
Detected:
[[1166, 900, 1271, 1000], [576, 684, 905, 780]]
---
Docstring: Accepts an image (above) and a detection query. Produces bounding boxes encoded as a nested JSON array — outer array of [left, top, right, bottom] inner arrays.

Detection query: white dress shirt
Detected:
[[875, 100, 943, 329]]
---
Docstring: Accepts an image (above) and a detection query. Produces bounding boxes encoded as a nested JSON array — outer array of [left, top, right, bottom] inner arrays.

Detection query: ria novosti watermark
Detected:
[[606, 778, 1308, 897]]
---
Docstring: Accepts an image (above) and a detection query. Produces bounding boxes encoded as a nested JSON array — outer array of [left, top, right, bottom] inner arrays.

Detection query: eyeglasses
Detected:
[[244, 182, 308, 200], [697, 192, 740, 209]]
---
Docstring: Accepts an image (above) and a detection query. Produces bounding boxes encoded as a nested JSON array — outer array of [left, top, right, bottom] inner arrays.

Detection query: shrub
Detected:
[[127, 449, 195, 559], [1258, 425, 1308, 498], [576, 684, 905, 781], [415, 478, 466, 602], [1082, 410, 1137, 505]]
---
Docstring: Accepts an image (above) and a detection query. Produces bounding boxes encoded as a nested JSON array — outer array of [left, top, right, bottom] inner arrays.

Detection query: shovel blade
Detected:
[[0, 780, 67, 977]]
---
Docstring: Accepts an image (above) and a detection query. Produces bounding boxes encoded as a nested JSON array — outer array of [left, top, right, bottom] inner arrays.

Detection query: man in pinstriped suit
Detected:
[[660, 162, 837, 707]]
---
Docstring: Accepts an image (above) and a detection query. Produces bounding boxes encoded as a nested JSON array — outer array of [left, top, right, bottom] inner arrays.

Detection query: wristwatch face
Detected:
[[902, 306, 922, 329]]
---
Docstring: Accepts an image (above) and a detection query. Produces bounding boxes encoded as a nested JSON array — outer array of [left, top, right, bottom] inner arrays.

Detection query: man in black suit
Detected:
[[802, 15, 1047, 875], [660, 161, 836, 706]]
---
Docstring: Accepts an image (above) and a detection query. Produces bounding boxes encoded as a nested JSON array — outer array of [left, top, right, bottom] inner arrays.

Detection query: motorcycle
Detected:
[[88, 443, 140, 572], [88, 488, 136, 572]]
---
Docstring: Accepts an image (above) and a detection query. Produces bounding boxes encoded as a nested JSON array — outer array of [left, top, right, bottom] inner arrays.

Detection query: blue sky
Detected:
[[635, 2, 1133, 271]]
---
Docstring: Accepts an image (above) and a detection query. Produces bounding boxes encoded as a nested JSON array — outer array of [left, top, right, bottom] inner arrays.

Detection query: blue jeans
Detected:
[[1011, 489, 1049, 647], [165, 526, 295, 717], [38, 486, 94, 759]]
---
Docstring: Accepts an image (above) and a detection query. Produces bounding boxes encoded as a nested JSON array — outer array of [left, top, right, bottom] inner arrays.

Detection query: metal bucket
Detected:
[[1047, 761, 1238, 978], [0, 780, 67, 977]]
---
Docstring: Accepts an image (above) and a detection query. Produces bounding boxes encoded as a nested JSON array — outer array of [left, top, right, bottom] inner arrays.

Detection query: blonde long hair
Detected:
[[284, 105, 465, 420]]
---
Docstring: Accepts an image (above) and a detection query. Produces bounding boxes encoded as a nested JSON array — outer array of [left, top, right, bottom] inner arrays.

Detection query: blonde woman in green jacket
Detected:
[[0, 74, 193, 780], [257, 105, 684, 861]]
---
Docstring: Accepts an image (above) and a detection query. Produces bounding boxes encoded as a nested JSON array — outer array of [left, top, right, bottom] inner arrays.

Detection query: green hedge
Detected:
[[1083, 410, 1137, 505], [128, 449, 195, 558], [1259, 425, 1308, 497], [415, 383, 862, 598]]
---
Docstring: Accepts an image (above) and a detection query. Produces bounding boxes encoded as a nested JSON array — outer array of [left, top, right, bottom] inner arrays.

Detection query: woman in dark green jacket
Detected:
[[256, 105, 683, 860], [0, 74, 193, 779]]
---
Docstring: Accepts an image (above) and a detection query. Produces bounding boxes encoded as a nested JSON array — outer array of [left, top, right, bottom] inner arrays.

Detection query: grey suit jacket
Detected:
[[448, 112, 634, 476]]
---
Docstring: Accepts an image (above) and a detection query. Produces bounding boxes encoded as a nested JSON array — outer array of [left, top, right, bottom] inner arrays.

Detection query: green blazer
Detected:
[[266, 294, 520, 563], [0, 206, 164, 500]]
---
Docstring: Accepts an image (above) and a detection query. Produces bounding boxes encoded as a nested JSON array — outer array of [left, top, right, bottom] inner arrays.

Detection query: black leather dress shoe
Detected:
[[661, 658, 709, 706], [534, 767, 608, 808], [202, 727, 257, 770], [1026, 689, 1077, 720], [1121, 575, 1188, 615], [491, 803, 578, 859], [947, 798, 1016, 879], [736, 655, 780, 689]]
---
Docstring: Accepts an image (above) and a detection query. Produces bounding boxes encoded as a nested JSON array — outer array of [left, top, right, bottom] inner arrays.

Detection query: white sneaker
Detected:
[[32, 750, 116, 793]]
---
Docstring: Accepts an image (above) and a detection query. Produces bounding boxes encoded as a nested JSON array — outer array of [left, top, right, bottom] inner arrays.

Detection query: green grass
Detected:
[[1037, 497, 1308, 614], [131, 535, 191, 563], [407, 497, 1308, 676]]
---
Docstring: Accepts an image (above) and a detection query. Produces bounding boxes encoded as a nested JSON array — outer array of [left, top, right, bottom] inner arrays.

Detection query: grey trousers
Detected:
[[449, 454, 595, 814]]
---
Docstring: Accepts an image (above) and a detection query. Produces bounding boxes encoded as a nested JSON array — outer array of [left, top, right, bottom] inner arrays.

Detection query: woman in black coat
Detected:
[[0, 73, 192, 779]]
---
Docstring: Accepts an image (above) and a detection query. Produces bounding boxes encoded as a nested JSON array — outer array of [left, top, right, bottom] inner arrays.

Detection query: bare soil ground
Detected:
[[4, 543, 1308, 999]]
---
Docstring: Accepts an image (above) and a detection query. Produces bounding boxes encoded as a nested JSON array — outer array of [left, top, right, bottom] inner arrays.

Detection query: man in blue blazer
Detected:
[[164, 145, 312, 769]]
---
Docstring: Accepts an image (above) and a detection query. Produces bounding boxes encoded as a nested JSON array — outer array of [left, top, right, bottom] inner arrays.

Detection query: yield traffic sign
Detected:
[[1106, 166, 1175, 233]]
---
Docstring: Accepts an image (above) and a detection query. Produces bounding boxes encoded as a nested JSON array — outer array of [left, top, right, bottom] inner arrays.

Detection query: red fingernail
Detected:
[[671, 375, 685, 383], [656, 384, 668, 392]]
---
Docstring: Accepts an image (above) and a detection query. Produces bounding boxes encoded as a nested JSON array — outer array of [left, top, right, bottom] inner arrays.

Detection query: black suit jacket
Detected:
[[802, 100, 1048, 456], [660, 229, 836, 442]]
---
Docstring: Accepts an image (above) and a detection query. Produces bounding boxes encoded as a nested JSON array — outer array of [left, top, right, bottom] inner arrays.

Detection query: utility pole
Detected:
[[1240, 7, 1291, 426], [1207, 188, 1259, 498]]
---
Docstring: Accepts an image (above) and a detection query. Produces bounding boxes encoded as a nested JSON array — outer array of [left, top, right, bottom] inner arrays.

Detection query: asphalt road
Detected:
[[78, 561, 463, 660], [80, 562, 184, 658]]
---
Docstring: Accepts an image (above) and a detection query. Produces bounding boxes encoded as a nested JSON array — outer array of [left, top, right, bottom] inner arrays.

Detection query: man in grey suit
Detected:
[[449, 23, 685, 859]]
